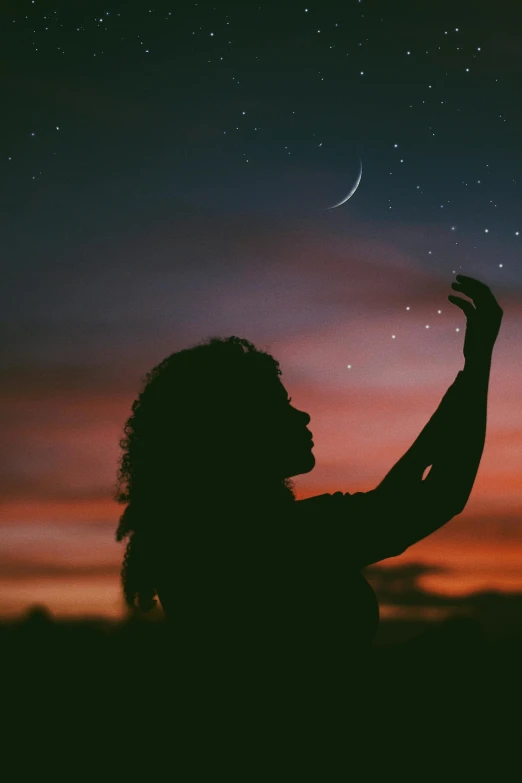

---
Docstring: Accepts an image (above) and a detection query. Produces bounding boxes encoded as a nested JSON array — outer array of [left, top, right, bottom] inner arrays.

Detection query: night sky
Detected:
[[1, 0, 521, 620]]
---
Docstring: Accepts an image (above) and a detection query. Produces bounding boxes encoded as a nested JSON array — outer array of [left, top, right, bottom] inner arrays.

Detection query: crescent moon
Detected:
[[323, 158, 362, 210]]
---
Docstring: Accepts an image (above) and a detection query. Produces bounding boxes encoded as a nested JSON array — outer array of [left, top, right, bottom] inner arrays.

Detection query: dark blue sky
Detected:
[[2, 0, 521, 279]]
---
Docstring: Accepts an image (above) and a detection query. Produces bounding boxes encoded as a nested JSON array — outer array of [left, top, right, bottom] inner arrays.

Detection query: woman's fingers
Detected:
[[448, 294, 476, 318], [449, 275, 503, 361], [454, 275, 503, 311]]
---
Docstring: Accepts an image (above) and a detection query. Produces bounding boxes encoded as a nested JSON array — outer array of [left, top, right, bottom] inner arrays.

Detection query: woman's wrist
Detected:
[[462, 356, 492, 396], [463, 352, 492, 377]]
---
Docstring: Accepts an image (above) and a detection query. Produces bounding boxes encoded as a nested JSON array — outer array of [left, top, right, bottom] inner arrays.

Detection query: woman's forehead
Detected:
[[249, 375, 288, 400]]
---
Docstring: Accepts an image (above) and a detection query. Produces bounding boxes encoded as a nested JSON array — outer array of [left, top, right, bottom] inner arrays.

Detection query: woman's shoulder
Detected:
[[292, 490, 365, 515], [293, 489, 382, 514], [295, 491, 350, 506]]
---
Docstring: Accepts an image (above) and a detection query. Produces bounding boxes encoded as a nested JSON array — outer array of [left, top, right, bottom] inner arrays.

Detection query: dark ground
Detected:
[[2, 605, 520, 777]]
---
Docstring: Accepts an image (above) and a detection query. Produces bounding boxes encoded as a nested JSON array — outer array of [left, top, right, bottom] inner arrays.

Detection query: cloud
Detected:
[[365, 560, 522, 641], [0, 560, 119, 580], [365, 561, 456, 607]]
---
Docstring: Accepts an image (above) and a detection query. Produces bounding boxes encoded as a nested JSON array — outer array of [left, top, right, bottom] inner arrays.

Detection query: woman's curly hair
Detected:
[[113, 335, 296, 615]]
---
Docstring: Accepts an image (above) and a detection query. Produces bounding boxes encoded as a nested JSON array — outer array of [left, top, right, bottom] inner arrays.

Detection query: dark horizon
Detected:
[[5, 557, 522, 645]]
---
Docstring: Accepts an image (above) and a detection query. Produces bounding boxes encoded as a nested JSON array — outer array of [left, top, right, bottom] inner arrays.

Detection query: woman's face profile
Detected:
[[250, 377, 315, 480]]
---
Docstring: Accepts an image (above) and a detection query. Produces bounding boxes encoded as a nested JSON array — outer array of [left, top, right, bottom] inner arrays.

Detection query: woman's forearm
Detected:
[[375, 370, 469, 496], [373, 360, 490, 554], [421, 357, 490, 515]]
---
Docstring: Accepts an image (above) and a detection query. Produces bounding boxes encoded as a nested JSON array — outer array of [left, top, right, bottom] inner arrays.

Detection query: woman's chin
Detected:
[[287, 450, 315, 478]]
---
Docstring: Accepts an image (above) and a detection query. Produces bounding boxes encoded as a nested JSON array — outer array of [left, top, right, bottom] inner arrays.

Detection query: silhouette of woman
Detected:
[[114, 275, 502, 771]]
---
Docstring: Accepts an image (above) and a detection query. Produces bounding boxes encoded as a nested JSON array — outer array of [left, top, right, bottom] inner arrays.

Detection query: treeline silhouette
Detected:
[[3, 570, 521, 773]]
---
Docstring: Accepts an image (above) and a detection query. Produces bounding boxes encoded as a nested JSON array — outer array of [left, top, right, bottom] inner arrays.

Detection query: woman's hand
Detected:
[[448, 274, 503, 368]]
